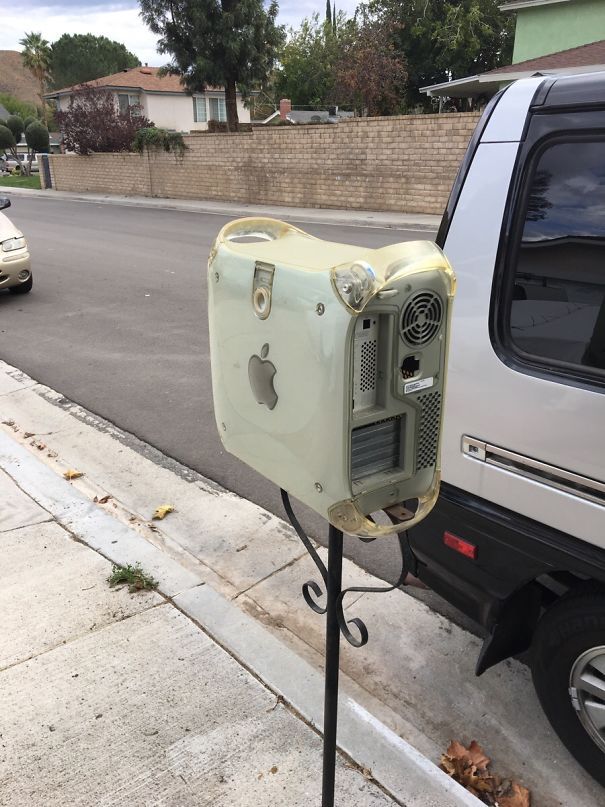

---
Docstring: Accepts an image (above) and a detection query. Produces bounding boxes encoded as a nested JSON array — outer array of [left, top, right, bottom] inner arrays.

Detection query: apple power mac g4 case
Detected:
[[208, 218, 456, 538]]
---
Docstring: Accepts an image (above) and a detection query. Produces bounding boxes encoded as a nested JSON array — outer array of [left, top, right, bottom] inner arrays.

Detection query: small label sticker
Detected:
[[404, 376, 434, 395]]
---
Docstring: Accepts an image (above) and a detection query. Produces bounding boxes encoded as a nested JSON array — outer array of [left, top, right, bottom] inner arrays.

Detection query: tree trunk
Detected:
[[225, 79, 239, 132], [39, 76, 47, 127]]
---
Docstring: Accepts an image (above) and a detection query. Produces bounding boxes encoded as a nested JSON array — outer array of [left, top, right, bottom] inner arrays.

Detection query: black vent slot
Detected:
[[416, 391, 441, 470], [401, 291, 443, 347], [351, 418, 401, 481]]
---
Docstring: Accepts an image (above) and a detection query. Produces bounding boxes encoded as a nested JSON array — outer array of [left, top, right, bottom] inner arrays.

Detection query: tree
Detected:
[[333, 12, 407, 116], [326, 0, 332, 25], [275, 13, 348, 107], [25, 121, 50, 173], [0, 93, 38, 121], [139, 0, 284, 131], [20, 32, 52, 124], [56, 85, 153, 155], [368, 0, 514, 109], [0, 125, 16, 154], [0, 119, 27, 174], [5, 115, 24, 143], [50, 34, 140, 91]]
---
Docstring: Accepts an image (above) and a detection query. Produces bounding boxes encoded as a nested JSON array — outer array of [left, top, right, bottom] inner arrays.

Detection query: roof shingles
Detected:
[[485, 38, 605, 75], [50, 67, 222, 96]]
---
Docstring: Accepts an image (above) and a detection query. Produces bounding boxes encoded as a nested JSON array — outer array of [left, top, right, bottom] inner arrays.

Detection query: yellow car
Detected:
[[0, 197, 32, 294]]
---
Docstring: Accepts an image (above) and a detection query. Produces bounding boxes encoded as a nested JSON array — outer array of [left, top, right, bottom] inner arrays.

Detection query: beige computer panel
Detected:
[[208, 218, 456, 538]]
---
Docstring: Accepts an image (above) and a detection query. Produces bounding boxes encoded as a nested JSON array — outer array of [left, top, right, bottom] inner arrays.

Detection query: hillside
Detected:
[[0, 50, 40, 108]]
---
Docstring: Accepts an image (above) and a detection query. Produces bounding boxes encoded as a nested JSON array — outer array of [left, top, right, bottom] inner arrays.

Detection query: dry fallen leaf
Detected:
[[467, 740, 490, 773], [498, 781, 531, 807], [152, 504, 175, 520], [97, 494, 112, 504], [63, 469, 84, 480], [440, 740, 530, 807]]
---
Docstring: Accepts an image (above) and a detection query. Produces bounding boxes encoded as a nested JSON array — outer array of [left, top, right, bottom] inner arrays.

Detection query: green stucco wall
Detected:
[[512, 0, 605, 63]]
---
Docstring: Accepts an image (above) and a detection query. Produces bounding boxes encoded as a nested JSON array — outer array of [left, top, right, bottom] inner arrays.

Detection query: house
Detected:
[[44, 66, 251, 132], [422, 0, 605, 101]]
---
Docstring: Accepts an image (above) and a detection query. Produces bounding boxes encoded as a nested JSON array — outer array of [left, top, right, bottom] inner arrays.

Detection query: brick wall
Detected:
[[47, 112, 480, 215]]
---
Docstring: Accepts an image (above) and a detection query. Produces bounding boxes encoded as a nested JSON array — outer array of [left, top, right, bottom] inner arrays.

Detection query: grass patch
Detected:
[[108, 562, 158, 593], [0, 174, 41, 189]]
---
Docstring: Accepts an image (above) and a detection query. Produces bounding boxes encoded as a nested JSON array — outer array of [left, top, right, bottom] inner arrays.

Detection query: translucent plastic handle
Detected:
[[216, 217, 317, 245]]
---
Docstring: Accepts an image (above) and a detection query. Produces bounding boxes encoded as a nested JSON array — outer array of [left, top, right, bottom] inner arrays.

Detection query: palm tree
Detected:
[[20, 32, 52, 125]]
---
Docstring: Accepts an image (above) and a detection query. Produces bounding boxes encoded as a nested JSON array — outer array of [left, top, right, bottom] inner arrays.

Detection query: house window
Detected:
[[506, 140, 605, 379], [193, 96, 207, 123], [208, 96, 227, 122], [117, 93, 140, 114]]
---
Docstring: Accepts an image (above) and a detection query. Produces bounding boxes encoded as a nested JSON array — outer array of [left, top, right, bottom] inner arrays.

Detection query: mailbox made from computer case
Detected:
[[208, 218, 456, 538]]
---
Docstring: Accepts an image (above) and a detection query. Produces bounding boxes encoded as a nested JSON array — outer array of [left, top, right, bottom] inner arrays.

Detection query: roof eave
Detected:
[[499, 0, 572, 11]]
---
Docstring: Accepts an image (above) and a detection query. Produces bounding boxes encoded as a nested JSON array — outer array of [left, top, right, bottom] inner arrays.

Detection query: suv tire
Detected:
[[531, 587, 605, 786]]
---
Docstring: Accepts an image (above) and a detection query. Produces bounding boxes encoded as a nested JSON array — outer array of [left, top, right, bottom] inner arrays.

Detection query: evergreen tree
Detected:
[[326, 0, 332, 25], [139, 0, 284, 131]]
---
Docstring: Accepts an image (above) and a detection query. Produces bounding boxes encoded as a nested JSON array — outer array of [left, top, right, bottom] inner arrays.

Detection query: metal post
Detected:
[[322, 524, 343, 807]]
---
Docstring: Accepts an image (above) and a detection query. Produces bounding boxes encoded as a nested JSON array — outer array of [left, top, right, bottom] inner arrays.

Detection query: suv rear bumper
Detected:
[[407, 483, 605, 638]]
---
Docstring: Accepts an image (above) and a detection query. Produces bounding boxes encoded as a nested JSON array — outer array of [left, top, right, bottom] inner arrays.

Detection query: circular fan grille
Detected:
[[401, 291, 443, 347]]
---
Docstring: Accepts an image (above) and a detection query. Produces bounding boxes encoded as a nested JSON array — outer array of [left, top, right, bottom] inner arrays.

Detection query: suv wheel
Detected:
[[531, 588, 605, 786]]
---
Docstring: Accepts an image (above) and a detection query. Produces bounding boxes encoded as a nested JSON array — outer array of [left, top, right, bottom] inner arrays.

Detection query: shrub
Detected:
[[5, 115, 24, 143], [23, 115, 37, 130], [0, 93, 37, 121], [56, 84, 153, 155], [0, 124, 16, 150], [25, 121, 50, 158], [132, 127, 187, 156]]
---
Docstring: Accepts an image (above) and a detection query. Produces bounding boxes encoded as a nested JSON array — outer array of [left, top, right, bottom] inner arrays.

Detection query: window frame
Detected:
[[193, 95, 207, 123], [208, 95, 227, 123], [491, 119, 605, 393], [117, 92, 140, 114]]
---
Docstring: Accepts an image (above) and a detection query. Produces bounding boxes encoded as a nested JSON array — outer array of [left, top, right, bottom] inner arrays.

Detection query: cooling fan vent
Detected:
[[401, 291, 443, 347]]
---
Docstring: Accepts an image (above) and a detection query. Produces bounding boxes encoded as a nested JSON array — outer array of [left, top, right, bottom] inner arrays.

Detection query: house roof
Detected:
[[47, 66, 224, 97], [486, 38, 605, 75], [0, 50, 41, 108], [421, 38, 605, 97], [499, 0, 572, 10]]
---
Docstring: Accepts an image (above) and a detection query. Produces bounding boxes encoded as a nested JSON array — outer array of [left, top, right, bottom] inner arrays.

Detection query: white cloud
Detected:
[[0, 1, 360, 67]]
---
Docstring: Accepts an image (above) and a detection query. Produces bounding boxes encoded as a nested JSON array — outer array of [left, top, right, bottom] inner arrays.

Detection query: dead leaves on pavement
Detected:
[[152, 504, 175, 520], [63, 469, 84, 480], [441, 740, 530, 806]]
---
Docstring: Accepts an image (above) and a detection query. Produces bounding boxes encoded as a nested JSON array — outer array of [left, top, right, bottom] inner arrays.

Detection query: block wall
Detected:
[[48, 112, 480, 215]]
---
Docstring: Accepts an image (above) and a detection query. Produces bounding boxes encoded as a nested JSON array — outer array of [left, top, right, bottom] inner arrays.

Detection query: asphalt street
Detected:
[[0, 195, 441, 589]]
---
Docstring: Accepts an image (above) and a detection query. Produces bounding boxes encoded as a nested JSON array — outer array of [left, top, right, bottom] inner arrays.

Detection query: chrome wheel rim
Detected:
[[569, 645, 605, 754]]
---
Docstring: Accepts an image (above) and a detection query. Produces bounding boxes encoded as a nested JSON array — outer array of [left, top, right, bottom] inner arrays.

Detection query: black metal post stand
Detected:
[[322, 525, 343, 807], [280, 489, 411, 806]]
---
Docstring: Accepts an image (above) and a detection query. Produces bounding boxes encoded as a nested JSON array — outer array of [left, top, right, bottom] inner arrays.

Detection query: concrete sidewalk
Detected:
[[0, 366, 479, 807], [0, 185, 440, 231], [1, 360, 603, 807]]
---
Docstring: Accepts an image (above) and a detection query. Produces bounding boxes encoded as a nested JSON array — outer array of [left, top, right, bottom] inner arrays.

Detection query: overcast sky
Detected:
[[0, 0, 358, 66]]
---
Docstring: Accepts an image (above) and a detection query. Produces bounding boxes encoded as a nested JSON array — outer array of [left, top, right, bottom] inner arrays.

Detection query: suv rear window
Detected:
[[507, 140, 605, 379]]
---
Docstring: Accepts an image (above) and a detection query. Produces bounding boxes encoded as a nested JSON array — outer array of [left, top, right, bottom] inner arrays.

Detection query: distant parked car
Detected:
[[0, 197, 32, 294], [3, 153, 38, 173]]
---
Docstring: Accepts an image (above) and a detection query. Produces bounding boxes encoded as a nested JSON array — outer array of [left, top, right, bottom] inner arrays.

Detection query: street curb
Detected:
[[0, 431, 203, 597], [1, 186, 441, 231], [0, 426, 480, 807], [176, 584, 482, 807]]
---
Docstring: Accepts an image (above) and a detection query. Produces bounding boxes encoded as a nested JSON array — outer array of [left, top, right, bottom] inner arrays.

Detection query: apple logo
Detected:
[[248, 343, 278, 410]]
